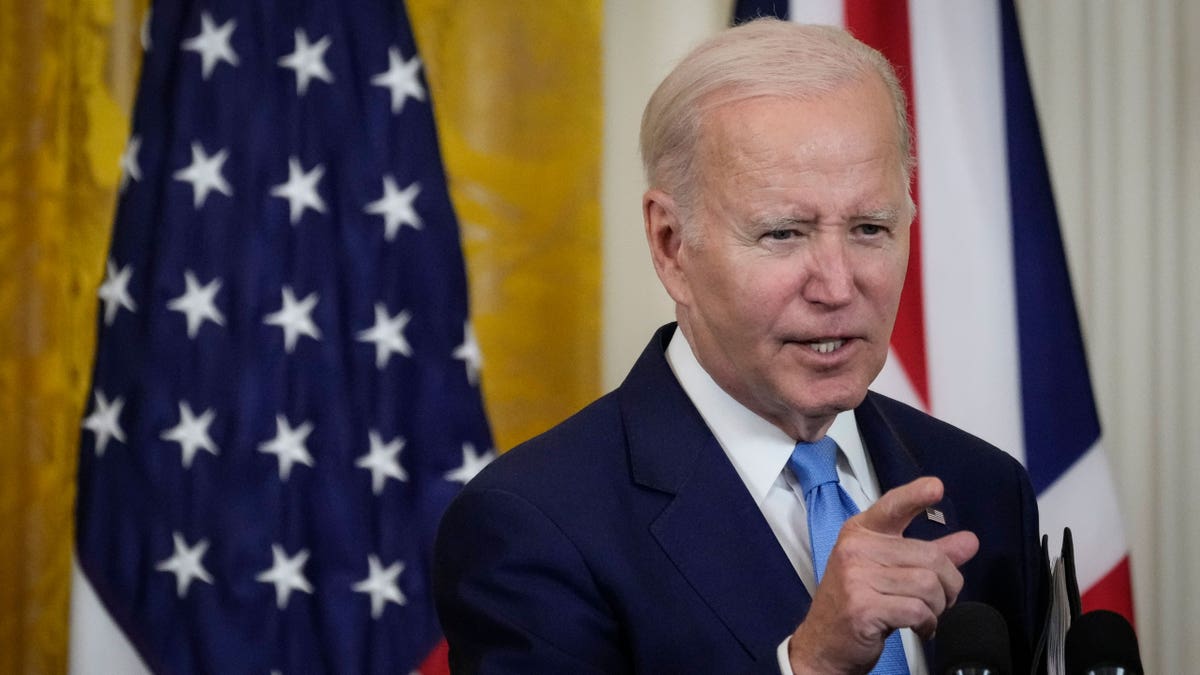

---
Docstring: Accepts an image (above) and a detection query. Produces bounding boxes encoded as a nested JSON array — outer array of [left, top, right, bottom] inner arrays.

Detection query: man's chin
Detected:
[[787, 385, 870, 420]]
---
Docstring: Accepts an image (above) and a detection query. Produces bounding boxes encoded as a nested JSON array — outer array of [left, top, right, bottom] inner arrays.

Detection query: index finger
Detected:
[[853, 476, 945, 536]]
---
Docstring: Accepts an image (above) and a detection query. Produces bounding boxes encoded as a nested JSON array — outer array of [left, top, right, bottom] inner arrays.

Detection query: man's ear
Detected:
[[643, 189, 692, 306]]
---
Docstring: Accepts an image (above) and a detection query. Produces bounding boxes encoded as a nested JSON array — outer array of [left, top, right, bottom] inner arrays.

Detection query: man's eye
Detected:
[[858, 223, 885, 236], [767, 229, 796, 240]]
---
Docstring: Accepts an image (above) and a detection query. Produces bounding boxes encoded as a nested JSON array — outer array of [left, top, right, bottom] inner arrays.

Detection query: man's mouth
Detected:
[[805, 338, 847, 354]]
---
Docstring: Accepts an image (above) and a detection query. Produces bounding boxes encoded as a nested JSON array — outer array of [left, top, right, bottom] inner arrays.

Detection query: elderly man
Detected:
[[434, 18, 1047, 675]]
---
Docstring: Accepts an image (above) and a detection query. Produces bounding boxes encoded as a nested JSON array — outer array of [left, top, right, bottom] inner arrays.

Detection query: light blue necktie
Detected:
[[789, 437, 910, 675]]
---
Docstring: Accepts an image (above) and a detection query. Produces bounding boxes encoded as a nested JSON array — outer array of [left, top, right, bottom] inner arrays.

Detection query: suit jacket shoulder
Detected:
[[435, 326, 808, 673]]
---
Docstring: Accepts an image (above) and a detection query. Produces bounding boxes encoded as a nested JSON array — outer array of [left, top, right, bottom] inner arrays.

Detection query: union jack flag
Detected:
[[734, 0, 1134, 624]]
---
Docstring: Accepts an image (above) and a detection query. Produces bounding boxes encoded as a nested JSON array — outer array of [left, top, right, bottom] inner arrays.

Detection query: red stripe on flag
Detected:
[[844, 1, 930, 408], [1081, 556, 1137, 628], [418, 639, 450, 675]]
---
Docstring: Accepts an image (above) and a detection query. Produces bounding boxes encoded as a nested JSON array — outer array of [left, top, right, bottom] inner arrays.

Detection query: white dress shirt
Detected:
[[665, 330, 928, 675]]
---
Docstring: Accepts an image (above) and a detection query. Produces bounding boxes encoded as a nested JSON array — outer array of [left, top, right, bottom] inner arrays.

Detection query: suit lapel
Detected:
[[649, 440, 812, 658], [856, 393, 963, 666], [619, 326, 810, 658], [856, 392, 961, 542]]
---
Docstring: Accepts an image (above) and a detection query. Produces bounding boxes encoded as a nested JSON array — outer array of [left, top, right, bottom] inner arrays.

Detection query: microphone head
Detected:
[[1065, 610, 1142, 675], [934, 601, 1013, 675]]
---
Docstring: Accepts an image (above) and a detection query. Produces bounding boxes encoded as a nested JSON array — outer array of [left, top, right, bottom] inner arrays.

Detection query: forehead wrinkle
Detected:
[[695, 94, 911, 223], [716, 122, 901, 190]]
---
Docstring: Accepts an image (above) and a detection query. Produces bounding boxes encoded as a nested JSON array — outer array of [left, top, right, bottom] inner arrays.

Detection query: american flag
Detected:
[[75, 2, 492, 672]]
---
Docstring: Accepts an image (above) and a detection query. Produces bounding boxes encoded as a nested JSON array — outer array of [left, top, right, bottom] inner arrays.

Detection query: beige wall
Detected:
[[601, 0, 725, 385]]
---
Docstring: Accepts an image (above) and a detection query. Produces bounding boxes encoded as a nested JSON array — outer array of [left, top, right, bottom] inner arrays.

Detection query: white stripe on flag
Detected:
[[69, 557, 151, 675], [909, 2, 1025, 464], [787, 0, 843, 26], [872, 348, 925, 412], [1037, 441, 1128, 590]]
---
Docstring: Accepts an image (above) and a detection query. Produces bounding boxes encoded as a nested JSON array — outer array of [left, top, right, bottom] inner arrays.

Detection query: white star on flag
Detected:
[[453, 321, 483, 386], [270, 156, 327, 224], [118, 134, 142, 191], [278, 29, 334, 96], [167, 270, 225, 338], [263, 286, 322, 353], [364, 176, 422, 241], [82, 390, 126, 456], [352, 554, 407, 619], [155, 532, 214, 598], [356, 430, 408, 495], [258, 414, 315, 481], [371, 46, 426, 114], [181, 11, 239, 80], [255, 544, 313, 610], [444, 442, 494, 485], [160, 401, 219, 469], [173, 141, 232, 209], [356, 303, 413, 369], [97, 259, 138, 326]]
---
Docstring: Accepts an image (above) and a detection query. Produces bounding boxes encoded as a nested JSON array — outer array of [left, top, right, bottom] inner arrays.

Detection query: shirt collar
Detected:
[[664, 327, 876, 505]]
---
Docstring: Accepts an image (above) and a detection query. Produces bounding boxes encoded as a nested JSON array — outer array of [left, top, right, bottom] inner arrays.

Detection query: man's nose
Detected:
[[801, 241, 855, 307]]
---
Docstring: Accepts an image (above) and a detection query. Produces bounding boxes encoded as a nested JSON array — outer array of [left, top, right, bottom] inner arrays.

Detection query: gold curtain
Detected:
[[407, 1, 602, 452], [0, 1, 599, 671], [0, 0, 145, 672]]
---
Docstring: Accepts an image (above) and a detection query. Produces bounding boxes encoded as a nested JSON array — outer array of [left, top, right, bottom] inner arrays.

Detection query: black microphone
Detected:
[[933, 601, 1013, 675], [1064, 610, 1142, 675]]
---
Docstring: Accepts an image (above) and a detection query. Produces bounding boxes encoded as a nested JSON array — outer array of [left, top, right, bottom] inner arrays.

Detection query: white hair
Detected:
[[640, 18, 913, 231]]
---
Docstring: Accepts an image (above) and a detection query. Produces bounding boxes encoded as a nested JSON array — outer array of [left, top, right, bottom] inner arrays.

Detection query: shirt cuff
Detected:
[[777, 635, 793, 674]]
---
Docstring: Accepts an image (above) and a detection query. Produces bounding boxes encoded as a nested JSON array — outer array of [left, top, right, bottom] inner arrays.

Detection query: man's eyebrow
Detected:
[[751, 209, 902, 228], [753, 215, 815, 229], [858, 208, 900, 222]]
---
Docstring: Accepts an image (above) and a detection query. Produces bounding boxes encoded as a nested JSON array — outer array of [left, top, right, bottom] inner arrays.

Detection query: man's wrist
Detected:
[[785, 624, 852, 675]]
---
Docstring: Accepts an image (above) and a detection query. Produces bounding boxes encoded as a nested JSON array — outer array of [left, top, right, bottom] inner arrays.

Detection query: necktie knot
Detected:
[[788, 436, 840, 495]]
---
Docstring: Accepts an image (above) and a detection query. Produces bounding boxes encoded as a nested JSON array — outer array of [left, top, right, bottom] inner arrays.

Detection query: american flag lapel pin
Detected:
[[925, 507, 946, 525]]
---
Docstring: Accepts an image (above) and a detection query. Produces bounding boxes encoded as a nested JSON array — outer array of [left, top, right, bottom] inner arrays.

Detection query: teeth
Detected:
[[807, 339, 845, 354]]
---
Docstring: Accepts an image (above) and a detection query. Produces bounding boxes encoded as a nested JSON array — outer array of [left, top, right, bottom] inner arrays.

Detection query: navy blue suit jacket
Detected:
[[434, 326, 1048, 673]]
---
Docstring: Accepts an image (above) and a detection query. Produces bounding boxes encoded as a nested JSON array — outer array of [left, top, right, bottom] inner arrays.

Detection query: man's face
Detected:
[[656, 76, 911, 440]]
